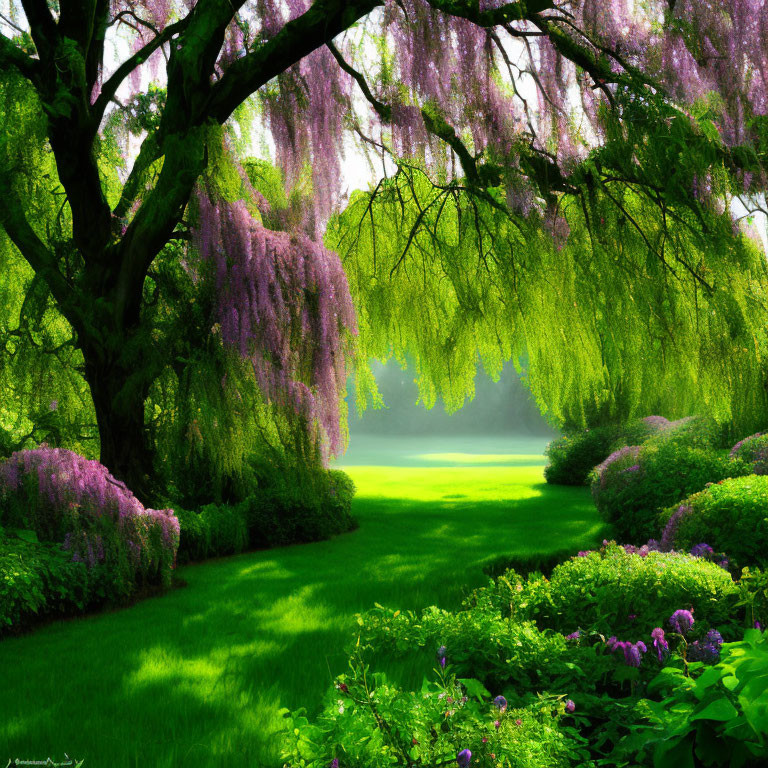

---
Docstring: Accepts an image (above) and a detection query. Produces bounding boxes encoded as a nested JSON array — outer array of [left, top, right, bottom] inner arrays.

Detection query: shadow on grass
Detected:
[[0, 468, 602, 768]]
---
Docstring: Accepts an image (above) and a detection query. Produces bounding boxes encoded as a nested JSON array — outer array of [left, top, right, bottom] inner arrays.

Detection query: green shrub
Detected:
[[544, 425, 622, 485], [507, 543, 738, 637], [624, 628, 768, 767], [0, 537, 93, 634], [176, 469, 356, 563], [659, 476, 768, 568], [591, 440, 751, 542], [282, 646, 590, 768]]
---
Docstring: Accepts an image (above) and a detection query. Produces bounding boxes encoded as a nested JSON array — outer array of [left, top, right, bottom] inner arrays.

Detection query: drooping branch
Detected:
[[0, 187, 84, 334], [91, 16, 189, 130], [206, 0, 384, 125]]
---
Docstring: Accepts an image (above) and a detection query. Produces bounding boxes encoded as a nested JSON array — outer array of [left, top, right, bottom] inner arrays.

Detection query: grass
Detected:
[[0, 446, 602, 768]]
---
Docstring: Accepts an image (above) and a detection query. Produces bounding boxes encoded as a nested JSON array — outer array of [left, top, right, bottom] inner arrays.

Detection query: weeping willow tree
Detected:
[[332, 93, 768, 434], [4, 0, 768, 500]]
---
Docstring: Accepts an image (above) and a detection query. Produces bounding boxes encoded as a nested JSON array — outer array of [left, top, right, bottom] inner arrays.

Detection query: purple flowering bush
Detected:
[[729, 432, 768, 474], [590, 439, 751, 542], [658, 476, 768, 568], [0, 448, 179, 601]]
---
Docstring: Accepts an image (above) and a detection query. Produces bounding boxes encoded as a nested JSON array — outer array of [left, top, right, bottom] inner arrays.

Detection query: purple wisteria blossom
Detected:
[[457, 748, 472, 767]]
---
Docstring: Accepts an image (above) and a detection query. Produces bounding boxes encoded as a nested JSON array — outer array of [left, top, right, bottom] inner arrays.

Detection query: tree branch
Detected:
[[206, 0, 384, 124], [0, 31, 40, 80], [91, 17, 188, 129]]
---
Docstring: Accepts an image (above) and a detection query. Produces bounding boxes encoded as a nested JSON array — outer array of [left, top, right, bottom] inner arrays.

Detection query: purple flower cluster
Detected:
[[456, 749, 472, 767], [688, 630, 724, 663], [660, 505, 693, 552], [669, 609, 695, 636], [0, 448, 179, 583], [594, 445, 642, 490], [606, 636, 647, 667], [651, 627, 669, 662]]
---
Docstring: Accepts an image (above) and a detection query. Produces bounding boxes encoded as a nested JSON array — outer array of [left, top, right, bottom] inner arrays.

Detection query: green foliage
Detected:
[[593, 440, 751, 542], [660, 476, 768, 568], [332, 159, 768, 435], [735, 568, 768, 632], [0, 536, 91, 634], [282, 646, 590, 768], [507, 544, 738, 638], [360, 601, 589, 693], [544, 425, 623, 485], [626, 629, 768, 767], [175, 469, 356, 563]]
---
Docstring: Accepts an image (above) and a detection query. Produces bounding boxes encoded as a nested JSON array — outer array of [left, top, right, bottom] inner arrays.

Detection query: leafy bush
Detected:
[[625, 628, 768, 767], [507, 543, 738, 638], [659, 476, 768, 568], [544, 416, 717, 488], [176, 469, 356, 563], [544, 425, 623, 485], [591, 440, 751, 542], [0, 448, 179, 599], [0, 536, 92, 633], [282, 645, 591, 768], [729, 431, 768, 474]]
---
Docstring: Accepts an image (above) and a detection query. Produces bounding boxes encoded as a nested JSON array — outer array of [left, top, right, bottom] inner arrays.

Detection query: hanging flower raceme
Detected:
[[192, 192, 357, 459]]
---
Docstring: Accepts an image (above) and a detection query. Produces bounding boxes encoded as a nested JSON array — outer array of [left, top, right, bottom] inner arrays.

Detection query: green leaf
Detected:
[[691, 698, 739, 722], [457, 678, 491, 701]]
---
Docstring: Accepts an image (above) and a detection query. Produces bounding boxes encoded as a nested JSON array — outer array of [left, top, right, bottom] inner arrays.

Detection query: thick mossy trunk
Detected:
[[82, 339, 156, 505]]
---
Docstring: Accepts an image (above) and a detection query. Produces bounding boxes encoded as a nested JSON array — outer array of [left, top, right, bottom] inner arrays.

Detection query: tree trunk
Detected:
[[81, 340, 156, 505]]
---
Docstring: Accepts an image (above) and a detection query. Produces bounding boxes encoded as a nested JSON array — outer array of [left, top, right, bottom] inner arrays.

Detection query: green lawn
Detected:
[[1, 447, 602, 767]]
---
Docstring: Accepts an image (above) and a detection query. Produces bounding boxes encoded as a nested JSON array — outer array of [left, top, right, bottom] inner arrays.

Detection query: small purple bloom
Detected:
[[565, 631, 580, 641], [330, 760, 339, 768], [690, 543, 714, 558], [457, 749, 472, 767], [493, 695, 507, 713], [670, 609, 695, 636], [565, 699, 575, 714], [651, 627, 669, 662], [494, 720, 501, 729], [755, 621, 763, 631], [49, 400, 58, 411], [439, 656, 446, 668]]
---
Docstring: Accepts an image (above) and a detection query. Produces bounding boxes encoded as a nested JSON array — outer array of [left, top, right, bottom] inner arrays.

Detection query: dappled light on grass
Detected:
[[0, 447, 603, 767]]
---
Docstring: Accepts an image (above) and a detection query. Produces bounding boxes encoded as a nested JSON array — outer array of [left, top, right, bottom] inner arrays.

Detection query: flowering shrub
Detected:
[[658, 476, 768, 568], [508, 542, 737, 637], [590, 439, 751, 542], [0, 448, 179, 598], [625, 628, 768, 767], [729, 431, 768, 474]]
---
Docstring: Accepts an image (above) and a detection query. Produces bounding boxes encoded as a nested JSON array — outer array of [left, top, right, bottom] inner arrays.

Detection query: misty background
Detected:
[[339, 361, 557, 466]]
